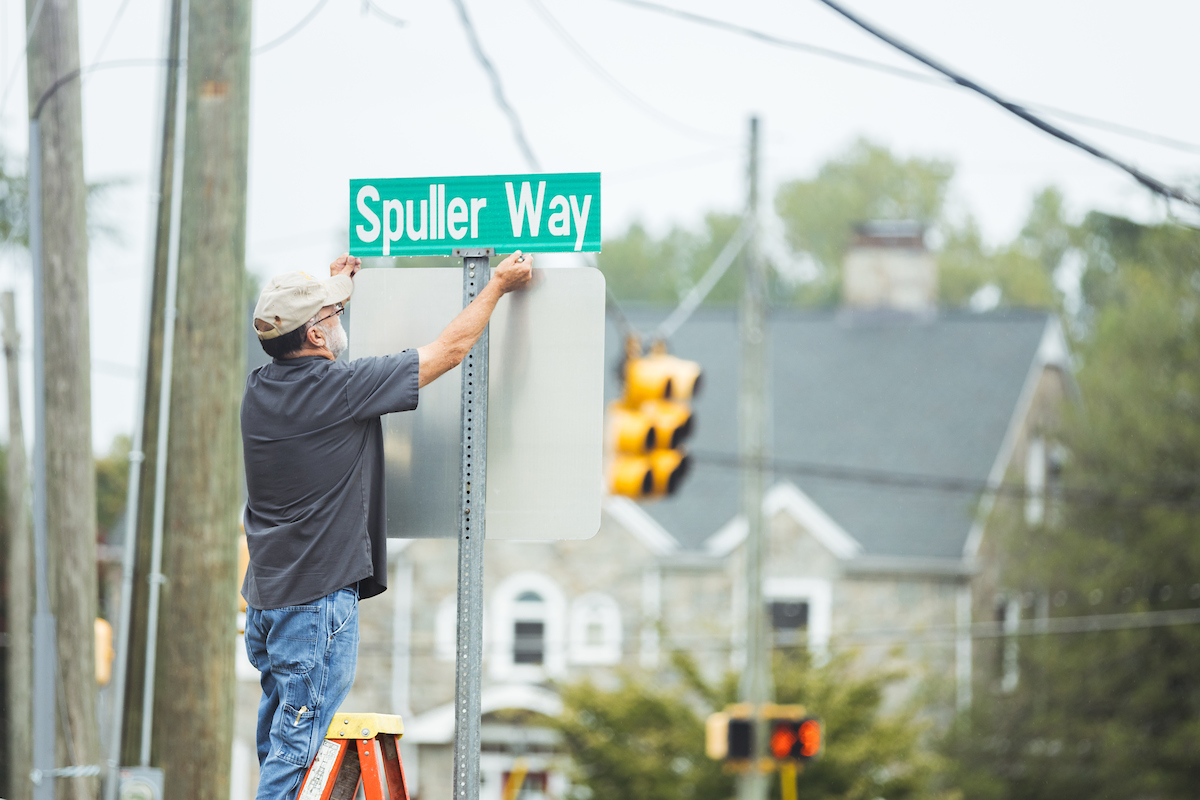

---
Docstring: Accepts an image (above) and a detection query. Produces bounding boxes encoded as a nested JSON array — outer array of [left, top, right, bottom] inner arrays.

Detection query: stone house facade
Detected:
[[231, 227, 1073, 799]]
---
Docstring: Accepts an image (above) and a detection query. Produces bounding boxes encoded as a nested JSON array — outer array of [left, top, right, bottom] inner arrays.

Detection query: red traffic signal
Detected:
[[706, 705, 821, 765], [769, 717, 822, 762]]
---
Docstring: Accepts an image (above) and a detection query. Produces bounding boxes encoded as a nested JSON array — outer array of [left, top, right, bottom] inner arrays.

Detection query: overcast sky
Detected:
[[0, 0, 1196, 450]]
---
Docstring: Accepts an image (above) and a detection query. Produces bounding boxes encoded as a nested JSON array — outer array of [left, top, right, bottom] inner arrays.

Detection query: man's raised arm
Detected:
[[416, 251, 533, 388]]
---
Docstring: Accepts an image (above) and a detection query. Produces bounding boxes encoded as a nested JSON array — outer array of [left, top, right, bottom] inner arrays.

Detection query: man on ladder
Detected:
[[241, 251, 532, 799]]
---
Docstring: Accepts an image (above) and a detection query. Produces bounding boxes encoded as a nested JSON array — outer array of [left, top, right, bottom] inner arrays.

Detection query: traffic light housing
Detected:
[[706, 704, 822, 766], [768, 716, 822, 762], [95, 618, 114, 686], [606, 338, 701, 499]]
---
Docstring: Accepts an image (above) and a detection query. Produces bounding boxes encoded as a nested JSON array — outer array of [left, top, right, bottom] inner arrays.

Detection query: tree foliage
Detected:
[[553, 650, 950, 800], [597, 212, 745, 309], [95, 434, 131, 535], [942, 219, 1200, 799], [600, 139, 1063, 313], [775, 138, 954, 287]]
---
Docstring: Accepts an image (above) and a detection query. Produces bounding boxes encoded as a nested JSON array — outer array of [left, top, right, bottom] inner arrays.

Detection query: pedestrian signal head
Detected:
[[768, 717, 822, 762]]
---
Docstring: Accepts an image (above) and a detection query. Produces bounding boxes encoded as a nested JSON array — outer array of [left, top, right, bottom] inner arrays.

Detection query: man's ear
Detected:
[[306, 324, 325, 349]]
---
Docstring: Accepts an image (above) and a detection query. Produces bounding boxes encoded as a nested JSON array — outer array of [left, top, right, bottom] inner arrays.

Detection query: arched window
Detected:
[[513, 592, 547, 665], [568, 593, 622, 665], [490, 573, 566, 680]]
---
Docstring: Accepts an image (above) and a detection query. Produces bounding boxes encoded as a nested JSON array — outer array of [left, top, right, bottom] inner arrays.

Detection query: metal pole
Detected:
[[139, 0, 190, 765], [105, 1, 186, 792], [737, 115, 770, 800], [28, 116, 57, 800], [451, 247, 492, 800]]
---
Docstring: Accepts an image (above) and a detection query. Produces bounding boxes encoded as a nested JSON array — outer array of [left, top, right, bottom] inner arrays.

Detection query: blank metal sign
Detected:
[[349, 266, 605, 540]]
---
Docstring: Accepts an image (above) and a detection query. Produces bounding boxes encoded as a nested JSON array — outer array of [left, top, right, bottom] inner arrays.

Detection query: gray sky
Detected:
[[0, 0, 1197, 450]]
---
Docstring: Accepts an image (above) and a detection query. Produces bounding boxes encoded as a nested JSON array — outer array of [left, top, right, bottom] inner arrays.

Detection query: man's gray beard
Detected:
[[327, 319, 348, 360]]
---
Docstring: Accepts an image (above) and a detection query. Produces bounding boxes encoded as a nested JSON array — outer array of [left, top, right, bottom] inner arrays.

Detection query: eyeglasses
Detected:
[[311, 303, 344, 327]]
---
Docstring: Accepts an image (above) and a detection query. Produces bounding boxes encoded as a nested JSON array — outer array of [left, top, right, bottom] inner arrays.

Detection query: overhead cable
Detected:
[[525, 0, 729, 144], [690, 450, 1200, 513], [814, 0, 1200, 211], [0, 0, 47, 117], [361, 0, 406, 27], [450, 0, 743, 345], [606, 0, 1200, 157], [252, 0, 332, 56], [89, 0, 136, 67], [349, 605, 1200, 659], [449, 0, 542, 171], [651, 215, 752, 341]]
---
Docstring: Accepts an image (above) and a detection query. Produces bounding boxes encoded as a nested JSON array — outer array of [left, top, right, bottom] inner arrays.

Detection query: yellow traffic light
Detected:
[[95, 618, 115, 686], [625, 351, 703, 404], [605, 337, 701, 500]]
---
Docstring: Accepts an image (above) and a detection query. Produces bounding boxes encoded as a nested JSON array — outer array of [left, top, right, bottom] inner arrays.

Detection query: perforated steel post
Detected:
[[452, 248, 492, 800]]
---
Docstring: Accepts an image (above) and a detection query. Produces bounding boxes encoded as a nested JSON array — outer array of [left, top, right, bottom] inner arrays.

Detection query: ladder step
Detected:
[[296, 714, 409, 800]]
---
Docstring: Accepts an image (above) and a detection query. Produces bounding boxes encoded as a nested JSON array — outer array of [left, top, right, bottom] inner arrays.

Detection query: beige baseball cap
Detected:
[[253, 271, 354, 340]]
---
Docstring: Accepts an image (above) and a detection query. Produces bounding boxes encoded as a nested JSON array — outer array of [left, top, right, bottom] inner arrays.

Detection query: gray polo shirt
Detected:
[[241, 351, 419, 610]]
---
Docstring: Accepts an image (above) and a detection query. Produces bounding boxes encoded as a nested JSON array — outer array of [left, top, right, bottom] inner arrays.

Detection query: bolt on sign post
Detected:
[[348, 173, 603, 800]]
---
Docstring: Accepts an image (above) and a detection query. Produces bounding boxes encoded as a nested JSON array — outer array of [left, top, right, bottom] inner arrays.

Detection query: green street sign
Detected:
[[349, 172, 601, 257]]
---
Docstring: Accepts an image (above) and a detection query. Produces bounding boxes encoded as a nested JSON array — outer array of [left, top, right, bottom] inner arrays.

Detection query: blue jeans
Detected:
[[245, 587, 360, 800]]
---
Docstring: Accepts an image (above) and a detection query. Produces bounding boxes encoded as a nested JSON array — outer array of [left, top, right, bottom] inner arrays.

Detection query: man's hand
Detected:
[[492, 251, 533, 294], [330, 253, 362, 280]]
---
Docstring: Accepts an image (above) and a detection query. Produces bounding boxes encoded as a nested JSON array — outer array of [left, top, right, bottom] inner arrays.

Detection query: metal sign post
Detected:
[[451, 248, 492, 800]]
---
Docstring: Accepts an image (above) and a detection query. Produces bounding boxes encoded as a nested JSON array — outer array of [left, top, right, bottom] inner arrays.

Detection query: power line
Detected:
[[605, 0, 1200, 157], [0, 0, 46, 118], [814, 0, 1200, 211], [449, 0, 541, 171], [651, 214, 751, 341], [252, 0, 333, 56], [524, 0, 728, 145], [89, 0, 136, 68], [348, 605, 1200, 660], [689, 450, 1200, 513], [360, 0, 406, 27]]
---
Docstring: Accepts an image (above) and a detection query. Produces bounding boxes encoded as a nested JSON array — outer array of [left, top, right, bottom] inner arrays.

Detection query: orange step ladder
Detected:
[[296, 713, 409, 800]]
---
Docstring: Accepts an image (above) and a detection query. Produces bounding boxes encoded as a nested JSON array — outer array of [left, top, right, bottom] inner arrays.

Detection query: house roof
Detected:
[[607, 307, 1061, 560]]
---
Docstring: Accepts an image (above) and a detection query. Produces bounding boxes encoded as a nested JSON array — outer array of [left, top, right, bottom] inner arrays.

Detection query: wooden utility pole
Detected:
[[117, 0, 184, 768], [25, 1, 99, 798], [143, 0, 251, 797], [4, 291, 32, 800], [737, 116, 771, 800]]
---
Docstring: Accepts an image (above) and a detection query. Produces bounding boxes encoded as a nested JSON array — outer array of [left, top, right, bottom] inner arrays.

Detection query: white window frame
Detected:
[[763, 578, 832, 653], [490, 572, 566, 681], [1025, 436, 1046, 526], [435, 595, 458, 662], [568, 592, 623, 665]]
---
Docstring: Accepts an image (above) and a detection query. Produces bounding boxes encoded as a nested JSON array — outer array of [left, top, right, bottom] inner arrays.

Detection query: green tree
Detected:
[[942, 219, 1200, 799], [937, 191, 1062, 311], [95, 434, 131, 535], [598, 213, 745, 309], [774, 138, 954, 304], [554, 650, 949, 800]]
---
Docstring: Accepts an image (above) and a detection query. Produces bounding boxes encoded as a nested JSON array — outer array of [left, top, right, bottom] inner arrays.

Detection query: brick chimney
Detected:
[[842, 221, 936, 312]]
